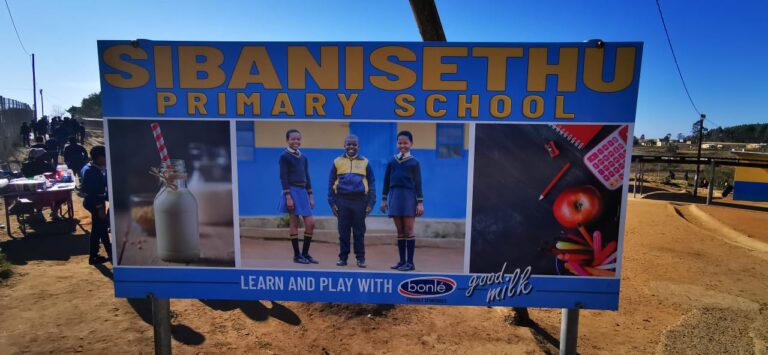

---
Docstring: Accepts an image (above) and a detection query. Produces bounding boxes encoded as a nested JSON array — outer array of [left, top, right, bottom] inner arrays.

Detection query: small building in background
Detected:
[[731, 151, 768, 202]]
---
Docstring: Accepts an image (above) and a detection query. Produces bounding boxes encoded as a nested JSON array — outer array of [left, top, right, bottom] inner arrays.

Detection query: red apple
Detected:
[[553, 185, 603, 228]]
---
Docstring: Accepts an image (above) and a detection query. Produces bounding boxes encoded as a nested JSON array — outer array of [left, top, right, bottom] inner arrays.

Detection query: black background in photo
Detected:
[[107, 119, 231, 208], [470, 124, 623, 275]]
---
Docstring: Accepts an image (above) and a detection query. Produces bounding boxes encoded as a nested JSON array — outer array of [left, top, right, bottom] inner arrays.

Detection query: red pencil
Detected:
[[539, 162, 571, 200]]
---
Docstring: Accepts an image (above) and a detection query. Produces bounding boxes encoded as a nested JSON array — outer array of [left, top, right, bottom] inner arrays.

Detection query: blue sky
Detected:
[[1, 0, 766, 138]]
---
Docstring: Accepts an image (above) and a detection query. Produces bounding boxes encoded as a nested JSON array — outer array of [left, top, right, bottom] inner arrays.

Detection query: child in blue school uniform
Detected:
[[328, 135, 376, 268], [278, 129, 317, 264], [380, 130, 424, 271]]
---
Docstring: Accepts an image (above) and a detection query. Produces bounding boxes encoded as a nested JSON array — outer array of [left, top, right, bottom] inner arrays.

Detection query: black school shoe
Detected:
[[336, 259, 348, 266], [397, 263, 415, 271], [303, 254, 319, 264], [390, 261, 405, 269], [356, 259, 367, 268], [293, 255, 310, 264]]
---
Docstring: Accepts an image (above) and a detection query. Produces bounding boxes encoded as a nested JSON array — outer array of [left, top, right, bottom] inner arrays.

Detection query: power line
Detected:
[[4, 0, 30, 56], [655, 0, 701, 116]]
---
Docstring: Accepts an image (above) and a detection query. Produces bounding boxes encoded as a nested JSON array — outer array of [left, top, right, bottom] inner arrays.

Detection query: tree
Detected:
[[691, 120, 708, 144], [640, 134, 645, 141], [51, 105, 66, 118], [676, 133, 685, 141], [67, 92, 102, 118]]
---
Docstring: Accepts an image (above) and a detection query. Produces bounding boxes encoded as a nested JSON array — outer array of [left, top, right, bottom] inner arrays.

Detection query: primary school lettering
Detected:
[[98, 41, 642, 122]]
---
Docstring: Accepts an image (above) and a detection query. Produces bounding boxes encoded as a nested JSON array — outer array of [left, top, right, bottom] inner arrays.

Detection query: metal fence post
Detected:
[[706, 160, 715, 205]]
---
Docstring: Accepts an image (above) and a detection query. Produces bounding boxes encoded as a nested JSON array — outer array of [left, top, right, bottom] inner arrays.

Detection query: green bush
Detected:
[[0, 251, 12, 280], [275, 215, 303, 228]]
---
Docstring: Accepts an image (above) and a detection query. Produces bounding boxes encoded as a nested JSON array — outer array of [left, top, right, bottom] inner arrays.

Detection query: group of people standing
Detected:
[[279, 129, 423, 271], [19, 116, 87, 148], [18, 117, 110, 265], [20, 117, 89, 179]]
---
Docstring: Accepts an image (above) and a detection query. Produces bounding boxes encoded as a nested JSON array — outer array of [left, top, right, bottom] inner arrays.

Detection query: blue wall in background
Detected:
[[733, 181, 768, 202], [237, 146, 469, 218]]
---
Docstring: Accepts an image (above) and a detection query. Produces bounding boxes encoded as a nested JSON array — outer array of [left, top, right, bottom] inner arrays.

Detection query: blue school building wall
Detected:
[[731, 152, 768, 202], [236, 121, 468, 218]]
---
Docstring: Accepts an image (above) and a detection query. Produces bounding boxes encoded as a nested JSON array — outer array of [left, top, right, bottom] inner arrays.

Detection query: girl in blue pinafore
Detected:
[[278, 129, 317, 265], [380, 130, 424, 271]]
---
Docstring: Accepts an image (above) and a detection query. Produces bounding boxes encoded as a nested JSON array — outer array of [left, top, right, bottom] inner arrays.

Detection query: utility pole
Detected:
[[40, 89, 44, 118], [408, 0, 544, 347], [32, 53, 37, 120], [409, 0, 446, 41], [693, 114, 705, 197]]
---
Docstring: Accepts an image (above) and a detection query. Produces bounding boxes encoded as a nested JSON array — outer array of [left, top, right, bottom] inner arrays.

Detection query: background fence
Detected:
[[0, 95, 33, 163]]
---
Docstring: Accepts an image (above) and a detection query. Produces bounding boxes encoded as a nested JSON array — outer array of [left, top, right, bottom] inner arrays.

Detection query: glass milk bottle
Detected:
[[154, 159, 200, 262], [187, 144, 233, 224]]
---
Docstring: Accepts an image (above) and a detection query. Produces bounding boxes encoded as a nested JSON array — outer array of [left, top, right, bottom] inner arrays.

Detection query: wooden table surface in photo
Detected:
[[115, 212, 235, 267]]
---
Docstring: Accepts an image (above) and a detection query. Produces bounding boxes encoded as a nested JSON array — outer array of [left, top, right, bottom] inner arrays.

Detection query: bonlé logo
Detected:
[[398, 277, 457, 298]]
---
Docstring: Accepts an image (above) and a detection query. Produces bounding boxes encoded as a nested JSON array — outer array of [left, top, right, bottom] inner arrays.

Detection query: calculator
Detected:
[[583, 125, 629, 190]]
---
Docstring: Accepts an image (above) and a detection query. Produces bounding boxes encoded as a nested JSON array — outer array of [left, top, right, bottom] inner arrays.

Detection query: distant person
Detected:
[[30, 136, 47, 149], [53, 122, 70, 153], [35, 117, 49, 139], [668, 170, 675, 180], [30, 119, 39, 139], [722, 181, 733, 198], [328, 135, 376, 268], [19, 122, 31, 146], [700, 178, 709, 188], [78, 121, 86, 144], [50, 117, 60, 134], [21, 148, 53, 177], [63, 136, 88, 178], [44, 137, 60, 166], [81, 145, 112, 265], [684, 171, 689, 182]]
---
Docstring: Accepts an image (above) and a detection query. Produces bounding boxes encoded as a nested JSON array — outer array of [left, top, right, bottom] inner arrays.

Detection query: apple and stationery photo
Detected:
[[469, 124, 628, 277]]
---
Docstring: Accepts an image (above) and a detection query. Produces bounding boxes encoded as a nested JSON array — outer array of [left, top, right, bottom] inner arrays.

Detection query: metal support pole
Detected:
[[39, 89, 44, 118], [639, 160, 645, 196], [632, 162, 638, 198], [706, 160, 715, 205], [559, 308, 580, 355], [694, 114, 705, 197], [32, 53, 37, 120], [150, 294, 172, 355]]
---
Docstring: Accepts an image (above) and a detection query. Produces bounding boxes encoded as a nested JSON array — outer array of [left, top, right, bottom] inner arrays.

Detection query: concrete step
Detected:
[[240, 216, 465, 239], [240, 227, 464, 249]]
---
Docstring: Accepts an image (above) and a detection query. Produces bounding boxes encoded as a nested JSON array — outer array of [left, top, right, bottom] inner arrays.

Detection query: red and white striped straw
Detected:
[[150, 122, 170, 162]]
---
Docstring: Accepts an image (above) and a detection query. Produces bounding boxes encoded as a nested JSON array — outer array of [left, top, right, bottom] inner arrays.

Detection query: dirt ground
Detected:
[[2, 143, 768, 353]]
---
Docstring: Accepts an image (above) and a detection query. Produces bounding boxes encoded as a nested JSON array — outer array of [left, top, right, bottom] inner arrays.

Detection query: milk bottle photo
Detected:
[[187, 144, 233, 225], [154, 159, 200, 262]]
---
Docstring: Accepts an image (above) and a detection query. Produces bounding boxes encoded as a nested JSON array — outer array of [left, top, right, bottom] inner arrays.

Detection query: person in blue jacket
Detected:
[[80, 145, 113, 265], [380, 131, 424, 271], [278, 129, 317, 264], [328, 135, 376, 268]]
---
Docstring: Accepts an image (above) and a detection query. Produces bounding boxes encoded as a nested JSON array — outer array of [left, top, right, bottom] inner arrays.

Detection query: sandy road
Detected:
[[1, 196, 767, 354]]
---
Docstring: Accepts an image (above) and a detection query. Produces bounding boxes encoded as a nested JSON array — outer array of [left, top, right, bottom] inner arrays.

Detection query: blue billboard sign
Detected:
[[99, 40, 641, 310]]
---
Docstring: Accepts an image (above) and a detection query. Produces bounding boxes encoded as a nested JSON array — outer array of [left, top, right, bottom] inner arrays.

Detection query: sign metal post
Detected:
[[559, 308, 580, 355], [150, 294, 172, 355]]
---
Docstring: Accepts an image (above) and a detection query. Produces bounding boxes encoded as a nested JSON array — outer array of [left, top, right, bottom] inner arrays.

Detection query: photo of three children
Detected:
[[279, 129, 423, 272]]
